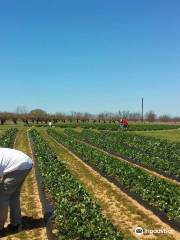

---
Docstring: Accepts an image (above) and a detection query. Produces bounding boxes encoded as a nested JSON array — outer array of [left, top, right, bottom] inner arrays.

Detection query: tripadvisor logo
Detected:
[[135, 227, 172, 235], [135, 226, 144, 235]]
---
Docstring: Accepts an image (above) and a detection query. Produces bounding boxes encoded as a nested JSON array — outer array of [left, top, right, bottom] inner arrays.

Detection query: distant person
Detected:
[[119, 119, 124, 128], [123, 118, 128, 129], [48, 121, 52, 127], [0, 148, 33, 237]]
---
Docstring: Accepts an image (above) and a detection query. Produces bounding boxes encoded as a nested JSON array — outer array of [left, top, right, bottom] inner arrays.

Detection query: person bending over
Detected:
[[0, 148, 33, 237]]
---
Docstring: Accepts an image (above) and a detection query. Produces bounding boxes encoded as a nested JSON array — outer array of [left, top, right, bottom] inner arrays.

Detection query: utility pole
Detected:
[[141, 97, 144, 122]]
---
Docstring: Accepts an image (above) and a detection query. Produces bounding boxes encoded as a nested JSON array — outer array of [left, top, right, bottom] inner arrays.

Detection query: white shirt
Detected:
[[0, 148, 33, 177]]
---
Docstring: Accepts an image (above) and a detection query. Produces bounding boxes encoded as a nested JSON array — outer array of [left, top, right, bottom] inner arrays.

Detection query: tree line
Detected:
[[0, 108, 179, 125]]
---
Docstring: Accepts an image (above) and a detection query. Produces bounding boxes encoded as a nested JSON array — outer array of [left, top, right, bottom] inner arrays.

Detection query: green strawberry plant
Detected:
[[0, 128, 18, 147]]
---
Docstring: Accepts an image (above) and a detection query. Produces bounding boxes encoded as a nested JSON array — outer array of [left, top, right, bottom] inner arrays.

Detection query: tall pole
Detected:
[[142, 97, 144, 122]]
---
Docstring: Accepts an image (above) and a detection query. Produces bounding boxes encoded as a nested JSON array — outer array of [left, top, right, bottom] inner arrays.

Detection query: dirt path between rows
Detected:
[[2, 129, 48, 240], [41, 130, 180, 240]]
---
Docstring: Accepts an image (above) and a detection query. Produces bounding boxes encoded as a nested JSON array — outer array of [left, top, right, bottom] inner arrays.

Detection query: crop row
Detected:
[[27, 123, 180, 131], [56, 123, 180, 131], [48, 129, 180, 222], [29, 129, 125, 240], [0, 128, 18, 147], [64, 129, 180, 179]]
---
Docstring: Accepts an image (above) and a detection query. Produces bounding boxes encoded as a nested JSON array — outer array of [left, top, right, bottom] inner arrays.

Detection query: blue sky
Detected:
[[0, 0, 179, 116]]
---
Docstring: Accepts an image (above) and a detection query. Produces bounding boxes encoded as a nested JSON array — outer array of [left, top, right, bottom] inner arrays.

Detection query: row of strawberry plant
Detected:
[[65, 129, 180, 165], [48, 129, 180, 223], [64, 129, 180, 179], [30, 129, 125, 240], [54, 123, 180, 131], [0, 128, 18, 147]]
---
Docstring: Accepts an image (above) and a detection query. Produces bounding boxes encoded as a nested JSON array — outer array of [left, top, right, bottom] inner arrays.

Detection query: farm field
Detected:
[[0, 125, 180, 240], [62, 128, 180, 181], [0, 130, 4, 136], [27, 122, 180, 131], [132, 129, 180, 143], [51, 122, 180, 131], [0, 126, 13, 137]]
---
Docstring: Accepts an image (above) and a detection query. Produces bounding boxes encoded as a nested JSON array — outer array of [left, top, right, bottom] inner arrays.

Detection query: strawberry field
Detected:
[[63, 129, 180, 180], [44, 122, 180, 131], [30, 129, 125, 240], [0, 125, 180, 240], [48, 129, 180, 222], [31, 122, 180, 131]]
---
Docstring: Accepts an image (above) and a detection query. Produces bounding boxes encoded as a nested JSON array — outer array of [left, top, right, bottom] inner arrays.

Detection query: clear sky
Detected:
[[0, 0, 179, 116]]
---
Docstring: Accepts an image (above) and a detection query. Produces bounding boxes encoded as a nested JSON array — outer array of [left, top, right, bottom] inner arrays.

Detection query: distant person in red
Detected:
[[119, 119, 123, 128], [123, 118, 128, 129]]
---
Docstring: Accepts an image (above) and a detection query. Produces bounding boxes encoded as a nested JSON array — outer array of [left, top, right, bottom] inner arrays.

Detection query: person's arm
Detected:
[[0, 175, 3, 183], [0, 169, 4, 183]]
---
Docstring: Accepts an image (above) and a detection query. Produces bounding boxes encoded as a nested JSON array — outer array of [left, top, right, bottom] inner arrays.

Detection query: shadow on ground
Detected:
[[21, 216, 45, 230], [2, 216, 45, 238]]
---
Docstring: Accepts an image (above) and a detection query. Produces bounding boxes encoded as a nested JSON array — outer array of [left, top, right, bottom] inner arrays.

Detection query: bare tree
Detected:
[[159, 114, 171, 122], [29, 109, 48, 123], [129, 112, 141, 121], [145, 111, 157, 122], [0, 112, 9, 125], [10, 113, 18, 124], [172, 116, 180, 123]]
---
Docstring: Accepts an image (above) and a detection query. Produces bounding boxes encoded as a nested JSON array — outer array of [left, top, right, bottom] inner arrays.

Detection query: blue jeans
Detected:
[[0, 168, 32, 229]]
